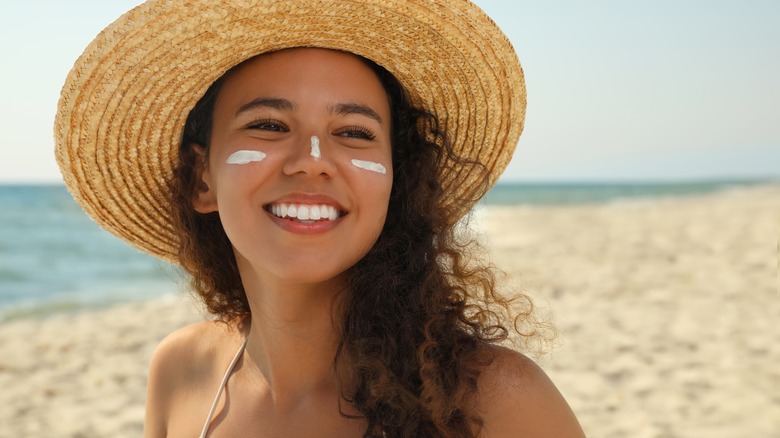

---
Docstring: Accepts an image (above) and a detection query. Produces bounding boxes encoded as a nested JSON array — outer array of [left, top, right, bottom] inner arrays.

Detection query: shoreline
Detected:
[[4, 181, 777, 324], [1, 184, 778, 436], [0, 288, 183, 324]]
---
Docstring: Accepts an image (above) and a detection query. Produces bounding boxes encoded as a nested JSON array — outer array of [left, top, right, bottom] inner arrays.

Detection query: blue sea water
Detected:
[[0, 180, 771, 321], [0, 185, 180, 321], [481, 180, 765, 205]]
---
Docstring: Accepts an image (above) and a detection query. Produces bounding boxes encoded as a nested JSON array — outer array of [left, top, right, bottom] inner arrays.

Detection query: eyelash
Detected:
[[244, 118, 288, 132], [243, 119, 375, 140], [336, 125, 376, 140]]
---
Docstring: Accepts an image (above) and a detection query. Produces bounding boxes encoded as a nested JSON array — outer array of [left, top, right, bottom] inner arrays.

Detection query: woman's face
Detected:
[[194, 48, 393, 287]]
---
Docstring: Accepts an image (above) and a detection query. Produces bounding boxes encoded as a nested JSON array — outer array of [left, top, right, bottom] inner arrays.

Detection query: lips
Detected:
[[266, 202, 343, 222]]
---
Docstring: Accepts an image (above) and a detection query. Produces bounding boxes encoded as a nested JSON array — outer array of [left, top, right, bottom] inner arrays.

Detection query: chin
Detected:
[[246, 257, 354, 289]]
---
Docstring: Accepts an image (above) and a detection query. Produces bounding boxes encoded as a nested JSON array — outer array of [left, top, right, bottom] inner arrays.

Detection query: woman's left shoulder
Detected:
[[473, 344, 586, 438]]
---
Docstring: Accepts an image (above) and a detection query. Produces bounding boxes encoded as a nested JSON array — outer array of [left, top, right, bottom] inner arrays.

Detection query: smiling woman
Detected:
[[54, 1, 584, 437], [189, 49, 394, 289]]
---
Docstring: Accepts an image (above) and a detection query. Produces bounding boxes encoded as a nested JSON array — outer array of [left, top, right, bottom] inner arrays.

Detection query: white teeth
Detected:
[[298, 205, 310, 220], [268, 203, 342, 222]]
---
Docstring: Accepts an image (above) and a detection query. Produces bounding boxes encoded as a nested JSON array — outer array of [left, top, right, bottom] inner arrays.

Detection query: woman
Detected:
[[55, 1, 584, 437]]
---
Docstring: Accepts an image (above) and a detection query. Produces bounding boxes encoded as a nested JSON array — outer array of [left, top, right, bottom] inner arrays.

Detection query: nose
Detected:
[[282, 134, 338, 177]]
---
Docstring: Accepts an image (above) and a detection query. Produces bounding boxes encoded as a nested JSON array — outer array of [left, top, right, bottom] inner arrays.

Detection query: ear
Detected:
[[191, 144, 218, 213]]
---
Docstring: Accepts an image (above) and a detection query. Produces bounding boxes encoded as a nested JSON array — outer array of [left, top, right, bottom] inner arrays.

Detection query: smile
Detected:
[[265, 203, 344, 222]]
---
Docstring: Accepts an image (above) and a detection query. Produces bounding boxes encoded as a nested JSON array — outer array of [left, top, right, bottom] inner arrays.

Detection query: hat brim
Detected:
[[55, 0, 526, 262]]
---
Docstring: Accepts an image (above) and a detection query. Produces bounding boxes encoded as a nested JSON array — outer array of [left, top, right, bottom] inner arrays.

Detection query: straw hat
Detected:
[[55, 0, 526, 262]]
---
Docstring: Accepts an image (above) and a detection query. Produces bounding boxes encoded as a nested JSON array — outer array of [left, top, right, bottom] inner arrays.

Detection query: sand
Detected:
[[1, 184, 777, 437]]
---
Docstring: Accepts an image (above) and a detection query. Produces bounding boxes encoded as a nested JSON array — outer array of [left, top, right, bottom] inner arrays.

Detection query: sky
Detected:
[[0, 1, 777, 183]]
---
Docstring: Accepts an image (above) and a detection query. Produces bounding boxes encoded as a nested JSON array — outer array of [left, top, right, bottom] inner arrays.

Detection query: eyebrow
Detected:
[[235, 97, 295, 117], [329, 103, 384, 125], [235, 97, 383, 125]]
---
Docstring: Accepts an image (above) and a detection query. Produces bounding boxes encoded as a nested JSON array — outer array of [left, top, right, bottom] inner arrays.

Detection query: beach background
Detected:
[[1, 180, 778, 437], [1, 1, 778, 436]]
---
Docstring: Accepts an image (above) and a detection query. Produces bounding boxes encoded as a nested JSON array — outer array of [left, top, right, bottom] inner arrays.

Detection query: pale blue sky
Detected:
[[0, 1, 777, 183]]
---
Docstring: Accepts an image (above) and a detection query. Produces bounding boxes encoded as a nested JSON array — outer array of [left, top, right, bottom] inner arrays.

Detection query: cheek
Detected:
[[350, 158, 388, 175], [332, 142, 392, 178], [225, 149, 267, 165], [215, 146, 277, 181], [210, 152, 281, 215], [350, 164, 393, 230], [342, 155, 393, 193]]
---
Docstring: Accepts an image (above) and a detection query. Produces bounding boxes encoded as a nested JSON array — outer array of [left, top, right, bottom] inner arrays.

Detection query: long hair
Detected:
[[170, 52, 539, 437]]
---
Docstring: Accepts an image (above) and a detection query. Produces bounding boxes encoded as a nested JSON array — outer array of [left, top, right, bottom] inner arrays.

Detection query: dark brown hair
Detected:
[[171, 51, 538, 437]]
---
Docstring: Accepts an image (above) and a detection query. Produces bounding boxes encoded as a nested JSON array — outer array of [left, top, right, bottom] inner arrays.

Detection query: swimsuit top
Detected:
[[199, 336, 249, 438]]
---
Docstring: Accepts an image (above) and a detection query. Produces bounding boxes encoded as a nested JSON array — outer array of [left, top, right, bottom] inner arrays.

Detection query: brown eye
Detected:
[[245, 119, 288, 132], [336, 125, 376, 140]]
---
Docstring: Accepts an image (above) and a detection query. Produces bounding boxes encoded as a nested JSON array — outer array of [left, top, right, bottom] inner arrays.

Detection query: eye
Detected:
[[244, 118, 289, 132], [335, 125, 376, 140]]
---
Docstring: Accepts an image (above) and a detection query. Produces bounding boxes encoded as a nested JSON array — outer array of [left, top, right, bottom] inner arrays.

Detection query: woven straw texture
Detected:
[[55, 0, 526, 262]]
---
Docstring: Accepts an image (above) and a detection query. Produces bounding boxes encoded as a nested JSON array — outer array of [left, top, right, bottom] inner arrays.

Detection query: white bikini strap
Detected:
[[199, 336, 249, 438]]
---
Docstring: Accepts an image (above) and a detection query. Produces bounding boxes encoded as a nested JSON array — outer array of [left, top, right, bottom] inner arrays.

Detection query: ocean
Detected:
[[0, 185, 180, 321], [0, 180, 770, 321]]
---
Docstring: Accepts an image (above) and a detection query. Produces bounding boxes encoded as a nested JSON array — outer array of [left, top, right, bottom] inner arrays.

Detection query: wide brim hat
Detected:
[[55, 0, 526, 263]]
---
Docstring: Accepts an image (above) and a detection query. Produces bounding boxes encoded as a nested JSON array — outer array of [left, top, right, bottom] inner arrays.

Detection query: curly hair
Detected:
[[170, 52, 538, 437]]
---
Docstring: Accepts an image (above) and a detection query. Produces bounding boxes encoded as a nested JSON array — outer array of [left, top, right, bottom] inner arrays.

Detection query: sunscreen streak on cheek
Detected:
[[226, 150, 267, 165], [351, 159, 387, 175], [310, 136, 321, 159]]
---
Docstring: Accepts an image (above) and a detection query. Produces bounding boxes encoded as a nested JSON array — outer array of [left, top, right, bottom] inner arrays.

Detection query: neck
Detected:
[[238, 266, 349, 410]]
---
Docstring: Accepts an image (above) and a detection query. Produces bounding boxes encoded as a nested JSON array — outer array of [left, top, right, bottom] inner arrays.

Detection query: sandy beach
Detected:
[[1, 184, 777, 437]]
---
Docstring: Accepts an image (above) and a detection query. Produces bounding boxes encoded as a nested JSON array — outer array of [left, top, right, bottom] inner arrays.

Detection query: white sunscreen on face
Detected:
[[310, 136, 321, 159], [351, 159, 387, 175], [226, 150, 267, 165]]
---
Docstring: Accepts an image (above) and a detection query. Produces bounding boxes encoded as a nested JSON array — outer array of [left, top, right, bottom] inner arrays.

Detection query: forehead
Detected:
[[215, 48, 390, 113], [234, 47, 372, 74]]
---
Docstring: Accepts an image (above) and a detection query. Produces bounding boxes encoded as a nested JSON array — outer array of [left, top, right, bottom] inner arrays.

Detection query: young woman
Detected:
[[55, 1, 585, 437]]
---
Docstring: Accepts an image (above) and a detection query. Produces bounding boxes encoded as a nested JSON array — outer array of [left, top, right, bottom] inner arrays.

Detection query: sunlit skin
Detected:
[[144, 48, 585, 438], [196, 48, 393, 289], [153, 48, 392, 437]]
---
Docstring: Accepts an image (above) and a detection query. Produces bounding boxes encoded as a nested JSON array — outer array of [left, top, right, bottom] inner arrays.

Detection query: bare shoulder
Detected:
[[148, 320, 233, 380], [474, 345, 585, 438], [144, 320, 241, 438]]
